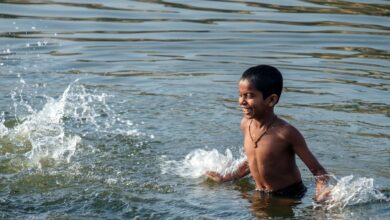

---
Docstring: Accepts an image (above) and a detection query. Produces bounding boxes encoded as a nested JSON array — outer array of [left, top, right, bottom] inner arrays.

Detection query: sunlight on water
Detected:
[[161, 148, 246, 179], [320, 175, 389, 210]]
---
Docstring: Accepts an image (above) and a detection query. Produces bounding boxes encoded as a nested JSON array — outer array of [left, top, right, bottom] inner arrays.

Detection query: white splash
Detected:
[[161, 148, 246, 179], [3, 82, 80, 165], [0, 79, 136, 167], [320, 175, 388, 210], [0, 113, 7, 137]]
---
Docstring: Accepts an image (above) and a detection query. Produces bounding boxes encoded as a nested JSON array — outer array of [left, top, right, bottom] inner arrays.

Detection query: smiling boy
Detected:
[[206, 65, 329, 201]]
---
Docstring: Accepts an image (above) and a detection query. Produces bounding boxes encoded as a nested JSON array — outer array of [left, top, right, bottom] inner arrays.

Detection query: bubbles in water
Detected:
[[161, 148, 246, 179], [319, 175, 388, 210]]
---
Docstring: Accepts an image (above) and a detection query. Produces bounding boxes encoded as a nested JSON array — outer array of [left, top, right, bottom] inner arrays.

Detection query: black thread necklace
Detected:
[[249, 115, 277, 148]]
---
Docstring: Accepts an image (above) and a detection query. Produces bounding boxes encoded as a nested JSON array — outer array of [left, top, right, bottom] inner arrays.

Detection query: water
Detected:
[[0, 0, 389, 219]]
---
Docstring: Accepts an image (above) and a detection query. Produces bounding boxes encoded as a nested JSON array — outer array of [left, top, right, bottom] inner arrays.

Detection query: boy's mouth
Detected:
[[241, 107, 253, 115]]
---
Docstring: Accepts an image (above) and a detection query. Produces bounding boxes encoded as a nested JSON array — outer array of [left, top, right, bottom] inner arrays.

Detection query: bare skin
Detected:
[[206, 79, 330, 202]]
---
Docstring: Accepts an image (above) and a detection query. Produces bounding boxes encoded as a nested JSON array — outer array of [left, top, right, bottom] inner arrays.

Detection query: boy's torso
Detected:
[[243, 118, 302, 191]]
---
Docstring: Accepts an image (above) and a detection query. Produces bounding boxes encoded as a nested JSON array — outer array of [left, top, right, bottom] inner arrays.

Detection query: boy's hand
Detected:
[[315, 182, 331, 203], [314, 174, 331, 203], [205, 171, 224, 182]]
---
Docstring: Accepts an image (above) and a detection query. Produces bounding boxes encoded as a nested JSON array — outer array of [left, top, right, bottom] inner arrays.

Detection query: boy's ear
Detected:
[[267, 94, 279, 107]]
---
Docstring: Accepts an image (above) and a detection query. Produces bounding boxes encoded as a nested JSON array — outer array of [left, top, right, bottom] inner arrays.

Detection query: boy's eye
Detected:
[[239, 93, 254, 99]]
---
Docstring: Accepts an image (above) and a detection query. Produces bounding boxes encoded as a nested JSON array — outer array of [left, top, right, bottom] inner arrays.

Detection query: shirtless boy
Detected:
[[206, 65, 329, 202]]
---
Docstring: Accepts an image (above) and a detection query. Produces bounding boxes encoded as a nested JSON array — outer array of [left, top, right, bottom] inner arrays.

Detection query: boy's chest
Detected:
[[243, 135, 291, 161]]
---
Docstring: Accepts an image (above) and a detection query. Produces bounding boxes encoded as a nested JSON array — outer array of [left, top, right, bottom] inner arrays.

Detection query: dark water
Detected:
[[0, 0, 389, 219]]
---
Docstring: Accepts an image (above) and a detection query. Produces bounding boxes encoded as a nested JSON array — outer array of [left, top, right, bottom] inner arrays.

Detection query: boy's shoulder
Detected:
[[240, 117, 249, 131], [274, 117, 304, 142]]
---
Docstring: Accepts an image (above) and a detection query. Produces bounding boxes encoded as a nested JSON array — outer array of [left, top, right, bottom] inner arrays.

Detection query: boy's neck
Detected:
[[252, 112, 276, 128]]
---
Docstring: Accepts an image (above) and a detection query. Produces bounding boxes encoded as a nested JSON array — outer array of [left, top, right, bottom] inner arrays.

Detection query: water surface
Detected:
[[0, 0, 389, 219]]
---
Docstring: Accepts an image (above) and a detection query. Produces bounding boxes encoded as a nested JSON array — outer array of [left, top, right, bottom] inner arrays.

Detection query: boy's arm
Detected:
[[206, 117, 250, 182], [206, 160, 250, 182], [287, 126, 330, 201]]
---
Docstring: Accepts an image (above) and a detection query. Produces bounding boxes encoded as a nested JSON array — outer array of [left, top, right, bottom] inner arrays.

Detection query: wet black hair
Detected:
[[240, 64, 283, 102]]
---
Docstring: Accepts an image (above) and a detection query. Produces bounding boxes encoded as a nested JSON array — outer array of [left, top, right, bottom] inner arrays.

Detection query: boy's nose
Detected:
[[239, 97, 247, 105]]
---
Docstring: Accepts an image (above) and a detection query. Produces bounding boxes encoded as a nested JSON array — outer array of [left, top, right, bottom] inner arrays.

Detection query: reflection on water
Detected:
[[242, 190, 301, 218], [0, 0, 389, 219]]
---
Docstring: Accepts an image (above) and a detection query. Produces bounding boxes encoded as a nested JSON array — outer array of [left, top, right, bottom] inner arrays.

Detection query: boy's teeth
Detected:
[[240, 106, 252, 114], [243, 108, 252, 113]]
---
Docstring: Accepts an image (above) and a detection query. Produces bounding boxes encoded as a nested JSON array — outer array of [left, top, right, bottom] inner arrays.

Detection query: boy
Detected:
[[206, 65, 329, 202]]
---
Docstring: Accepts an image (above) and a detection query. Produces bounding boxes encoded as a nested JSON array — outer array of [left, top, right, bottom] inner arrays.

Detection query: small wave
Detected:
[[160, 148, 246, 179]]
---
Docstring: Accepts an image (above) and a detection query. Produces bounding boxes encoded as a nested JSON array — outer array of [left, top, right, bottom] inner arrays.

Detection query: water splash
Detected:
[[162, 149, 388, 211], [318, 175, 388, 210], [0, 78, 141, 168], [161, 148, 246, 179]]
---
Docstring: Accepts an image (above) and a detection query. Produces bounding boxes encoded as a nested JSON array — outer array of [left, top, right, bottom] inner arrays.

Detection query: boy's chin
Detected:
[[243, 113, 255, 119], [242, 109, 254, 118]]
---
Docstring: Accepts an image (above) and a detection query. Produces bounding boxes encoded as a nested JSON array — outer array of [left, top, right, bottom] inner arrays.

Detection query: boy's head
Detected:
[[240, 65, 283, 104]]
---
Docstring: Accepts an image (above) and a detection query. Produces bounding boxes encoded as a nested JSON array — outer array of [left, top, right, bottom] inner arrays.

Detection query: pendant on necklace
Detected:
[[249, 115, 277, 149], [252, 132, 266, 148]]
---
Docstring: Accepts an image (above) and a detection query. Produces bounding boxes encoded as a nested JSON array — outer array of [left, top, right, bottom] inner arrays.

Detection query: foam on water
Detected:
[[161, 148, 246, 179], [320, 175, 389, 210]]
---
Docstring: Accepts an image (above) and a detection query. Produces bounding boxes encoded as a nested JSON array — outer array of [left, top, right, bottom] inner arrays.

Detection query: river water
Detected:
[[0, 0, 389, 219]]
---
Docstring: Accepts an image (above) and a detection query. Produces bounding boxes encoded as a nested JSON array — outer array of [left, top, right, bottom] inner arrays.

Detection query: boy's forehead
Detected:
[[239, 79, 257, 91], [239, 79, 253, 87]]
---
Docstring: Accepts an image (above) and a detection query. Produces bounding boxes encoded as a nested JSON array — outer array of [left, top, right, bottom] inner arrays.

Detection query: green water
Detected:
[[0, 0, 389, 219]]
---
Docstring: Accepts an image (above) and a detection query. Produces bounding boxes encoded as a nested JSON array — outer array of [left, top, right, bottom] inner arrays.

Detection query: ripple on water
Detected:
[[1, 0, 389, 219]]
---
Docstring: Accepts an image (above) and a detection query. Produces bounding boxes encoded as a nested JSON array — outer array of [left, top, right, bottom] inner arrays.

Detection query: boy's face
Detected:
[[238, 79, 270, 119]]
